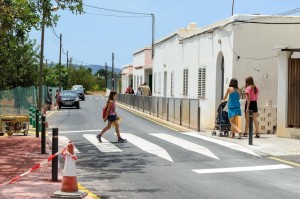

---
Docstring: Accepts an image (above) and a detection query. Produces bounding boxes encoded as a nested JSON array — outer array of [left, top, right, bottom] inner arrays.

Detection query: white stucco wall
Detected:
[[232, 18, 300, 107], [153, 35, 183, 97]]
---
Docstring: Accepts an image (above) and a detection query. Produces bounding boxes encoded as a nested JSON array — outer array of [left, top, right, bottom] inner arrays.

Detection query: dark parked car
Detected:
[[58, 90, 80, 109]]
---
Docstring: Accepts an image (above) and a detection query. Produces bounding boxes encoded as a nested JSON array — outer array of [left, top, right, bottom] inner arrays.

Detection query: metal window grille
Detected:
[[183, 69, 188, 96], [198, 67, 206, 98], [171, 72, 175, 96]]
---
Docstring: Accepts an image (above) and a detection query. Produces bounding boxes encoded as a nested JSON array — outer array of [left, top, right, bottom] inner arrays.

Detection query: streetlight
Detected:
[[38, 6, 59, 111]]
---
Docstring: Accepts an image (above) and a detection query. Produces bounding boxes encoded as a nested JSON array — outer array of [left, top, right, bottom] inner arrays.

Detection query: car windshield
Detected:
[[61, 91, 77, 97], [72, 85, 83, 90]]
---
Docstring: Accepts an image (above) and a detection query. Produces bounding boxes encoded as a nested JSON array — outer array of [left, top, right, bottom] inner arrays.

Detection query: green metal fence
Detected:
[[0, 86, 59, 115]]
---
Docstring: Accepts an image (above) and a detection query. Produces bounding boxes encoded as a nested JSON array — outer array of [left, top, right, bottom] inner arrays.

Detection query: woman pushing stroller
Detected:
[[223, 78, 243, 139]]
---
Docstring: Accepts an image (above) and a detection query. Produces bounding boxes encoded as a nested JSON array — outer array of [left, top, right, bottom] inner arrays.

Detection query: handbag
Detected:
[[45, 98, 52, 104]]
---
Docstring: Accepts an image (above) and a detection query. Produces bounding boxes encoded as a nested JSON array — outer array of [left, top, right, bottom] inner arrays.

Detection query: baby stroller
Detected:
[[212, 101, 231, 137]]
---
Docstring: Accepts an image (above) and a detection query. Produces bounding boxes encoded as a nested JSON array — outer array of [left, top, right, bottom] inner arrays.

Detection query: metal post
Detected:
[[41, 115, 46, 154], [112, 53, 115, 90], [59, 34, 62, 92], [52, 128, 58, 181], [143, 96, 145, 113], [157, 99, 159, 117], [180, 100, 182, 126], [66, 50, 69, 67], [105, 62, 108, 89], [232, 0, 235, 16], [151, 14, 155, 59], [38, 11, 46, 112], [197, 106, 201, 132], [167, 98, 169, 121], [189, 100, 191, 128], [249, 110, 253, 145], [36, 110, 39, 138]]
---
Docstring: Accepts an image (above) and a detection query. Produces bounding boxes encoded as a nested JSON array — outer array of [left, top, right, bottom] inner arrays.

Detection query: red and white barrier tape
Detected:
[[0, 147, 67, 189]]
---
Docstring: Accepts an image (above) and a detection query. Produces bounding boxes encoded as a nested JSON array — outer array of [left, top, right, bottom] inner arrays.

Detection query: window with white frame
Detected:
[[158, 72, 161, 93], [198, 67, 206, 98], [171, 72, 175, 96], [183, 69, 188, 96]]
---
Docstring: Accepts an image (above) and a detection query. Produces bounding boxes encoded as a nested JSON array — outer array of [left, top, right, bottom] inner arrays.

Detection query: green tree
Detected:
[[0, 0, 83, 90]]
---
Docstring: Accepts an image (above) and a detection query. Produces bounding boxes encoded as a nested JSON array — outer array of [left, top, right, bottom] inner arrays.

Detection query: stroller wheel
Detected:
[[212, 131, 216, 136]]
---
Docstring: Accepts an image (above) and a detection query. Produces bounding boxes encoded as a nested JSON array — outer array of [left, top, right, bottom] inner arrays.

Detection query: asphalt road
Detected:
[[47, 95, 300, 199]]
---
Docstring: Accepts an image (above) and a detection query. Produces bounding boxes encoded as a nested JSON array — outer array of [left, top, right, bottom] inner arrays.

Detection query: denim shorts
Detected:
[[107, 115, 117, 122]]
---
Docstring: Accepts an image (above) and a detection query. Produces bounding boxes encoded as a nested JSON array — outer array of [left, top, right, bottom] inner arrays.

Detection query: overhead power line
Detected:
[[84, 4, 152, 16], [84, 12, 150, 18]]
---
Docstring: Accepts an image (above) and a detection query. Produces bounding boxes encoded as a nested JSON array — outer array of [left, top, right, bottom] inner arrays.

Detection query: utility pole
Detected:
[[59, 33, 62, 92], [151, 14, 155, 59], [38, 9, 46, 111], [70, 57, 72, 67], [112, 53, 115, 90], [105, 62, 108, 89], [45, 59, 48, 68], [232, 0, 235, 16], [67, 50, 69, 67]]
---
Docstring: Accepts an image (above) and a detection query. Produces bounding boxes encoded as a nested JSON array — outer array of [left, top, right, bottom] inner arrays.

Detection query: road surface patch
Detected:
[[83, 134, 122, 153], [122, 133, 174, 162], [49, 135, 80, 153], [151, 133, 219, 160], [184, 132, 260, 157], [193, 164, 292, 174]]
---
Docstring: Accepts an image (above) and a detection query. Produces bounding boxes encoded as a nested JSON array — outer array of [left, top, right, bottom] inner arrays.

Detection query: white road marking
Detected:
[[83, 134, 122, 153], [122, 133, 173, 162], [96, 98, 100, 99], [183, 132, 260, 157], [151, 133, 219, 160], [49, 136, 80, 153], [193, 164, 292, 174], [58, 129, 101, 134]]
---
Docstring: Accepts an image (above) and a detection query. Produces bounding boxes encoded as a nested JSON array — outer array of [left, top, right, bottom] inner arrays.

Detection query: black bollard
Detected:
[[197, 106, 201, 132], [249, 110, 253, 145], [41, 116, 46, 154], [52, 128, 58, 181], [35, 110, 39, 138]]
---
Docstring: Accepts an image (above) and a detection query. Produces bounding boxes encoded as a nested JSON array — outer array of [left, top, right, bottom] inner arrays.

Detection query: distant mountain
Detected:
[[84, 65, 122, 75]]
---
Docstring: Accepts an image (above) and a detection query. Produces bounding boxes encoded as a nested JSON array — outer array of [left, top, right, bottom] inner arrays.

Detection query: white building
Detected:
[[153, 15, 300, 130], [132, 47, 153, 92], [121, 64, 133, 93]]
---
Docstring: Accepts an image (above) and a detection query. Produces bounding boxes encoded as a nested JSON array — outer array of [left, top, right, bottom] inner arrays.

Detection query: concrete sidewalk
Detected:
[[118, 103, 300, 157]]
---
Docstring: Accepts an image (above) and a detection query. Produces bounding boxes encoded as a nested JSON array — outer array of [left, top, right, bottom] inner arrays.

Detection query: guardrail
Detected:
[[118, 94, 201, 131]]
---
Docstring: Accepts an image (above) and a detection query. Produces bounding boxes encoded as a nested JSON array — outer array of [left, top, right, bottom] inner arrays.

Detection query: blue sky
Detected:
[[29, 0, 300, 69]]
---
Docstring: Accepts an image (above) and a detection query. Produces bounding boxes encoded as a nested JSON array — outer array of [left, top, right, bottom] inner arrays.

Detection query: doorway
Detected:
[[216, 52, 225, 112]]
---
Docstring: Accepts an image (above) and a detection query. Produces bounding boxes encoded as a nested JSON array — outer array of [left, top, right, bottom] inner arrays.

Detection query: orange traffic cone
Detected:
[[61, 142, 78, 192], [51, 142, 87, 198]]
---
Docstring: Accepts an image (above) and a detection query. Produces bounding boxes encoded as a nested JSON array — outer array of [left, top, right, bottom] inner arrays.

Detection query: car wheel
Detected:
[[76, 103, 80, 109]]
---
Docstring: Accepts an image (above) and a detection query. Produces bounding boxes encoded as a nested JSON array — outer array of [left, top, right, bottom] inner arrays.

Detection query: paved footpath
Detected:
[[0, 134, 95, 199]]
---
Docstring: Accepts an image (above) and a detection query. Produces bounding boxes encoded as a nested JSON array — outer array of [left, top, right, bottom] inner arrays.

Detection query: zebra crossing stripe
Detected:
[[183, 132, 260, 157], [122, 133, 174, 162], [83, 134, 122, 153], [193, 164, 292, 174], [151, 133, 219, 160]]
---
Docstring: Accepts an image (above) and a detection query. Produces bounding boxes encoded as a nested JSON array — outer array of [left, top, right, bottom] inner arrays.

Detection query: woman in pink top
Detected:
[[97, 91, 126, 143], [244, 76, 260, 138]]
